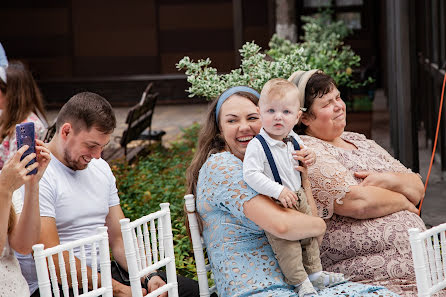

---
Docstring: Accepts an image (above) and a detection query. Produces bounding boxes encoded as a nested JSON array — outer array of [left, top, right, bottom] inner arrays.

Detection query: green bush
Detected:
[[268, 9, 373, 90], [111, 123, 201, 279]]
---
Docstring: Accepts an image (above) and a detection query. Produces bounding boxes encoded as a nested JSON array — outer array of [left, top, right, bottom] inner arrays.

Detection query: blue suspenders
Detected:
[[255, 134, 302, 185]]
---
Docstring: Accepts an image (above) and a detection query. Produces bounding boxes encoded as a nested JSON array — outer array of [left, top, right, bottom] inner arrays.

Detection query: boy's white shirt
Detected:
[[243, 127, 304, 199]]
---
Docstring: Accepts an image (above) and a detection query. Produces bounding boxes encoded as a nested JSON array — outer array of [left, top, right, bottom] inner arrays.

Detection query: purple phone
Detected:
[[16, 122, 37, 175]]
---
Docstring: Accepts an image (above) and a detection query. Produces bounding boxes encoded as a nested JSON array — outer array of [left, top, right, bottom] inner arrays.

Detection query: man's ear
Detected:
[[60, 123, 72, 140]]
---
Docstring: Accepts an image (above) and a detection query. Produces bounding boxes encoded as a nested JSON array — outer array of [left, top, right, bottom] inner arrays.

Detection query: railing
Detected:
[[417, 54, 446, 172]]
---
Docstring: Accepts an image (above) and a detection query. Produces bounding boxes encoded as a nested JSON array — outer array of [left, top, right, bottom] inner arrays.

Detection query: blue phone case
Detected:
[[16, 122, 37, 175]]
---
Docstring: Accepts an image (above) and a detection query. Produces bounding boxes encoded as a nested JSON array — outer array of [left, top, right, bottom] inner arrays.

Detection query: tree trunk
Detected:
[[275, 0, 296, 42]]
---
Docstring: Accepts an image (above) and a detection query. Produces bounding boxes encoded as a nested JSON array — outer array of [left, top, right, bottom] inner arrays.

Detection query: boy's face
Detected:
[[259, 93, 301, 140]]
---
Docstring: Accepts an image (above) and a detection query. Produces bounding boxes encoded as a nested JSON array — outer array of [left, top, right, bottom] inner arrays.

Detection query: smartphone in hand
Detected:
[[16, 122, 37, 175]]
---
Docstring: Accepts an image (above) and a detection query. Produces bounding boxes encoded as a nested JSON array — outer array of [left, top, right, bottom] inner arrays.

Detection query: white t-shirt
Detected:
[[16, 154, 120, 294], [243, 128, 304, 199]]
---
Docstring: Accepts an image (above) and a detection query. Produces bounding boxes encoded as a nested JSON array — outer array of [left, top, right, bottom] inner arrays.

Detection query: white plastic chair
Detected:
[[120, 203, 178, 297], [33, 226, 112, 297], [184, 194, 217, 297], [409, 223, 446, 297]]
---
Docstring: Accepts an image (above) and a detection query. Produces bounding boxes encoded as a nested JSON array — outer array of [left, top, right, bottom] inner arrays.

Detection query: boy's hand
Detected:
[[278, 187, 298, 208], [292, 148, 316, 167]]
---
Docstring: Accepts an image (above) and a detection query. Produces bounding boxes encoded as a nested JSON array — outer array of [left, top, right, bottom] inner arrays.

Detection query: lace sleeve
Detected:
[[303, 138, 358, 219], [198, 152, 258, 220]]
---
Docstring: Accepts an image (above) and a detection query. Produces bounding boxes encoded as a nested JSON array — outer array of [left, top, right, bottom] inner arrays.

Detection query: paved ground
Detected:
[[48, 90, 446, 227], [372, 90, 446, 228]]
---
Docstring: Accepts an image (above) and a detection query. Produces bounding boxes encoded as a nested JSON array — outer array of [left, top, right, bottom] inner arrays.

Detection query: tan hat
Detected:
[[288, 69, 321, 110]]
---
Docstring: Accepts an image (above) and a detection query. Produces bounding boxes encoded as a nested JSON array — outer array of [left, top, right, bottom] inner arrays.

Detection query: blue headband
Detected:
[[215, 86, 260, 124], [0, 43, 8, 83]]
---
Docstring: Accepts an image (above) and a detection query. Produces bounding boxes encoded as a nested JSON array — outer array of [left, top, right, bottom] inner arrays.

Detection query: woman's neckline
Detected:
[[316, 132, 359, 151]]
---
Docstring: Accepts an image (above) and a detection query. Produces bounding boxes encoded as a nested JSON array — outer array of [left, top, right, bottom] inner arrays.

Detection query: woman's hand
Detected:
[[0, 145, 37, 194], [354, 171, 395, 189], [25, 139, 51, 186], [292, 148, 316, 167], [354, 171, 424, 205], [295, 162, 312, 190]]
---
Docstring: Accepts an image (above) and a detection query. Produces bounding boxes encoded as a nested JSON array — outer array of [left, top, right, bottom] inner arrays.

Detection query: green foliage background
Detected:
[[176, 9, 373, 101], [111, 124, 201, 279]]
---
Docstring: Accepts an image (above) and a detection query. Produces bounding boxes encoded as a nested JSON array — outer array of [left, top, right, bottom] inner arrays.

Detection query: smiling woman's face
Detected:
[[219, 95, 261, 161], [302, 86, 346, 141]]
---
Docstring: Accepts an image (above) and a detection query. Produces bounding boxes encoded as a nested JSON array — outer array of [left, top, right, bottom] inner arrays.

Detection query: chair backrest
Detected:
[[120, 203, 178, 297], [408, 223, 446, 297], [43, 122, 56, 143], [184, 194, 217, 297], [120, 82, 159, 150], [32, 227, 112, 297]]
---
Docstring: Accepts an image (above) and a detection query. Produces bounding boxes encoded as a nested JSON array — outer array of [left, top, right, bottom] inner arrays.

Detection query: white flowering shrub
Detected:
[[176, 42, 308, 100], [176, 9, 372, 100]]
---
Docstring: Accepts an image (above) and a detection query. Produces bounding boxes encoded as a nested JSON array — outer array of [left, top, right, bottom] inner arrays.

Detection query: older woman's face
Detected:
[[219, 95, 261, 160], [302, 86, 346, 141]]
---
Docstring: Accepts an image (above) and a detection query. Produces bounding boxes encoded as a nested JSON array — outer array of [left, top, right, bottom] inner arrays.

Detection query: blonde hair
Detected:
[[259, 78, 301, 108]]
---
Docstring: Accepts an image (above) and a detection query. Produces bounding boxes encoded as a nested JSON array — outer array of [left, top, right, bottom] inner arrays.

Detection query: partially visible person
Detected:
[[0, 140, 51, 297], [0, 43, 47, 169], [17, 92, 199, 297], [186, 85, 401, 297], [243, 79, 345, 296], [289, 70, 444, 296]]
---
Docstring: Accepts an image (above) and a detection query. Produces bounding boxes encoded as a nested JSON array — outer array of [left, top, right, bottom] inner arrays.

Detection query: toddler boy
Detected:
[[243, 78, 345, 297]]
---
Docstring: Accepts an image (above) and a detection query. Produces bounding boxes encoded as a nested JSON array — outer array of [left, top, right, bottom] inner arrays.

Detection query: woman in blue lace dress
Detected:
[[186, 86, 401, 297]]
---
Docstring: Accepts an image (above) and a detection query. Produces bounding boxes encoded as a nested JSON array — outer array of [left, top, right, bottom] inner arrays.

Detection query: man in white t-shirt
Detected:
[[17, 92, 199, 297]]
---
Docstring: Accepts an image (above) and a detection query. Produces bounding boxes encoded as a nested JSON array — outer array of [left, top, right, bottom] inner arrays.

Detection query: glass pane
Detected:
[[337, 12, 361, 29], [303, 0, 331, 8], [336, 0, 363, 6]]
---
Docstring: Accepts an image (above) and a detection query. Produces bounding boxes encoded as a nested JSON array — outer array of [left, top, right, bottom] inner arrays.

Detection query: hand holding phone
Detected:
[[16, 122, 37, 175]]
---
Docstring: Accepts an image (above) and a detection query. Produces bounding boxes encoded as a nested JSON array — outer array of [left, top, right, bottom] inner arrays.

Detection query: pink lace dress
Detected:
[[301, 132, 445, 296], [0, 112, 46, 169]]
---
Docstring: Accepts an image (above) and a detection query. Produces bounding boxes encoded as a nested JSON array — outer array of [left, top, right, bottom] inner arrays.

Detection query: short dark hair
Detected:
[[295, 72, 336, 134], [56, 92, 116, 134]]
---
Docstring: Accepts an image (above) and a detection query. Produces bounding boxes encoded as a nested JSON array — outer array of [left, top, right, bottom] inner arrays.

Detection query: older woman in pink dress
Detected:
[[289, 70, 445, 296]]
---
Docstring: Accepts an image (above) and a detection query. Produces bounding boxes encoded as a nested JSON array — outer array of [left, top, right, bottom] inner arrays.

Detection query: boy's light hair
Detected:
[[260, 78, 302, 108]]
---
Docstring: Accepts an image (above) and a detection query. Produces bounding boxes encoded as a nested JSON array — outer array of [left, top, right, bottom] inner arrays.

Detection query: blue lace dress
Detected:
[[196, 152, 401, 297]]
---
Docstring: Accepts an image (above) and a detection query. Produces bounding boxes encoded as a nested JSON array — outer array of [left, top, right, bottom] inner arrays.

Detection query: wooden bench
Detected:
[[102, 82, 166, 162], [44, 82, 165, 163]]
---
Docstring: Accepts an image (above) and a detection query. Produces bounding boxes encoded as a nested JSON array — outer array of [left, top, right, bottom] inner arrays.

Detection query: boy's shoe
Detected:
[[296, 279, 318, 297], [310, 271, 347, 291]]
